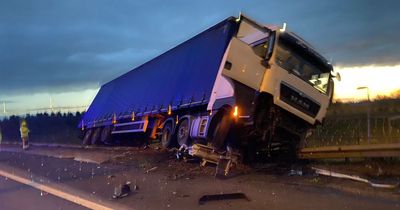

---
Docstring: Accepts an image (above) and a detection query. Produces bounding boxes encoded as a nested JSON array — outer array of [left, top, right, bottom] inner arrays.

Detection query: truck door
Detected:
[[222, 37, 266, 91]]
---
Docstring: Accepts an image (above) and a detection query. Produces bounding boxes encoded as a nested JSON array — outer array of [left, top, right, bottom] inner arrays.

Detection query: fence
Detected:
[[307, 114, 400, 147]]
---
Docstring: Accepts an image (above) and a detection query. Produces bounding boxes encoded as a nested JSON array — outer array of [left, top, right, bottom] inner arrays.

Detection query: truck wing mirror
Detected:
[[332, 72, 341, 81]]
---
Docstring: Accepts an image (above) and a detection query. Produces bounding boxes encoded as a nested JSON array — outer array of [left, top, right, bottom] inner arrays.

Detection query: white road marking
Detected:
[[0, 168, 115, 210]]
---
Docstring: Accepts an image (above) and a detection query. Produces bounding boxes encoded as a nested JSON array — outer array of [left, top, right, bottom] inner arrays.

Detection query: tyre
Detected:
[[161, 122, 174, 148], [209, 109, 232, 150], [100, 126, 113, 144], [82, 129, 93, 145], [176, 119, 190, 146], [91, 127, 102, 145]]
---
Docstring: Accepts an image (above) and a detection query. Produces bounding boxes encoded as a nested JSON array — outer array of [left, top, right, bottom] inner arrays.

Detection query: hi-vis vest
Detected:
[[20, 126, 29, 138]]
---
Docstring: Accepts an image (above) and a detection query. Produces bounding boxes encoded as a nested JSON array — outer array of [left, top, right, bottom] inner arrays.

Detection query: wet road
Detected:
[[0, 177, 88, 210], [0, 145, 399, 210]]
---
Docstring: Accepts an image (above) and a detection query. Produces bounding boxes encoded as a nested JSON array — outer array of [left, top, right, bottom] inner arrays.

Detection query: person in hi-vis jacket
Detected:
[[20, 119, 30, 150]]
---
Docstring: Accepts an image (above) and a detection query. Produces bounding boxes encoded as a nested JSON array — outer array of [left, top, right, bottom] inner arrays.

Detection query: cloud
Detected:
[[0, 100, 14, 104], [280, 0, 400, 66], [0, 0, 399, 96]]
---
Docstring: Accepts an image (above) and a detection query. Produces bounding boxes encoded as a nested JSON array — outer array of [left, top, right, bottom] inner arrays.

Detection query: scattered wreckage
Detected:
[[176, 143, 241, 177]]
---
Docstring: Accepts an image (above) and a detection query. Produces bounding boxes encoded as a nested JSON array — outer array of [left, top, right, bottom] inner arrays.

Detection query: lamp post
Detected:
[[2, 101, 7, 118], [357, 86, 370, 143]]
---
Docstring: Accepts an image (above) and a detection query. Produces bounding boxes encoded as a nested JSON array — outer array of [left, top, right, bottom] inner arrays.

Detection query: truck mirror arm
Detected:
[[261, 60, 271, 69], [331, 72, 341, 81]]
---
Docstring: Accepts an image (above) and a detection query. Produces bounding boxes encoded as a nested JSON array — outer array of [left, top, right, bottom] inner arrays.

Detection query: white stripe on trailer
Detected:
[[112, 129, 145, 134], [114, 120, 146, 127], [112, 120, 148, 134]]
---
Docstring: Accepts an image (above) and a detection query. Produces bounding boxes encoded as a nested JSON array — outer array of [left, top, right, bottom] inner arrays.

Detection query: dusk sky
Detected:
[[1, 0, 400, 115]]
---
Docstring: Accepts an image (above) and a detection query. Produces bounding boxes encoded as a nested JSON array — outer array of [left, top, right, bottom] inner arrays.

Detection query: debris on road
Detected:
[[313, 167, 399, 189], [189, 144, 240, 177], [215, 158, 234, 178], [289, 169, 303, 176], [132, 183, 139, 191], [145, 166, 158, 174], [73, 156, 104, 164], [113, 181, 135, 199], [171, 167, 198, 180], [175, 144, 189, 160], [110, 151, 131, 160], [198, 192, 250, 205]]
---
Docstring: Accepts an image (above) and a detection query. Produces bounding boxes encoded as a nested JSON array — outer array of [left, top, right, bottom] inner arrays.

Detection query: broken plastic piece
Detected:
[[113, 183, 131, 199], [216, 158, 232, 177], [176, 144, 189, 160], [198, 193, 250, 205], [145, 166, 158, 173], [313, 167, 399, 189], [189, 144, 240, 177], [288, 169, 303, 176]]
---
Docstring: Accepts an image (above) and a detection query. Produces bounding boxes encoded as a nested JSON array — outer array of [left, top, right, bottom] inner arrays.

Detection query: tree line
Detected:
[[0, 112, 84, 144]]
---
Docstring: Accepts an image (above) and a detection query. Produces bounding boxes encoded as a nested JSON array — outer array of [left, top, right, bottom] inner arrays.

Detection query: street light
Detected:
[[357, 86, 370, 101], [1, 101, 7, 118], [356, 86, 371, 143], [2, 102, 6, 115]]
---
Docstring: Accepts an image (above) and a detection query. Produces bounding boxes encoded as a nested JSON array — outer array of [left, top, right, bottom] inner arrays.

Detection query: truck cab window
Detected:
[[275, 33, 331, 94], [252, 41, 269, 58]]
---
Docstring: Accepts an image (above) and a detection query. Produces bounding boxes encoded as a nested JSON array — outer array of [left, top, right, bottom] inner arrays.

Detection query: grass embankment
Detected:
[[307, 99, 400, 147]]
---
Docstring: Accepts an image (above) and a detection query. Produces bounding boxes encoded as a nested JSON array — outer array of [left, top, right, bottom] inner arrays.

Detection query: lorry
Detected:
[[80, 14, 336, 163]]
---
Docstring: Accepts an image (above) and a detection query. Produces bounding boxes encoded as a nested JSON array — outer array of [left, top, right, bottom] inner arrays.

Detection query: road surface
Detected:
[[0, 144, 398, 210], [0, 176, 88, 210]]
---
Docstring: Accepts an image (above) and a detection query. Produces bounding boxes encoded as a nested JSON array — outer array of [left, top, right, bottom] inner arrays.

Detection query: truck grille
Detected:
[[280, 83, 320, 117]]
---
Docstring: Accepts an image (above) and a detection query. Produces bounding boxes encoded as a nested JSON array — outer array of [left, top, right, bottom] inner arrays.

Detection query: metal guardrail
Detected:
[[298, 143, 400, 159]]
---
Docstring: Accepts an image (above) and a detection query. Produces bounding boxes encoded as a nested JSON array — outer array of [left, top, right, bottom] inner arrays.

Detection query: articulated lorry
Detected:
[[80, 14, 336, 162]]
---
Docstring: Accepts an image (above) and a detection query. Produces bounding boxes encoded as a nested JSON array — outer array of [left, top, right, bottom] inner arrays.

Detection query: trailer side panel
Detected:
[[82, 18, 238, 128]]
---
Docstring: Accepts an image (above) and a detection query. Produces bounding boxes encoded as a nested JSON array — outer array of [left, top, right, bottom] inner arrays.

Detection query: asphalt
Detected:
[[0, 176, 88, 210], [0, 145, 399, 210]]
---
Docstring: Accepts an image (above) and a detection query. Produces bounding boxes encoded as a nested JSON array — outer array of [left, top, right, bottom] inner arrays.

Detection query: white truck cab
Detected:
[[207, 15, 335, 157], [218, 15, 334, 126]]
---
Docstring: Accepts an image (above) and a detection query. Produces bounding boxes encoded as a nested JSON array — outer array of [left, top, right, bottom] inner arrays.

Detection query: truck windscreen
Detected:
[[275, 33, 331, 94]]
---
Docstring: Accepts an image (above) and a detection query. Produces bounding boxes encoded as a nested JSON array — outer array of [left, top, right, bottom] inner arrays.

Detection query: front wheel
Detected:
[[209, 109, 232, 151]]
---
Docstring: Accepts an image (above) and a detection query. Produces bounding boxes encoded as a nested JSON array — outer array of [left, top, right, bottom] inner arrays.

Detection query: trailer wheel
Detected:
[[91, 127, 102, 145], [100, 126, 113, 144], [161, 122, 174, 148], [176, 119, 190, 146], [82, 129, 93, 145], [209, 108, 232, 151]]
